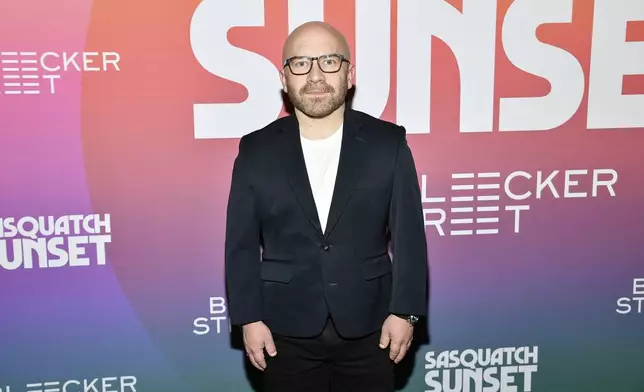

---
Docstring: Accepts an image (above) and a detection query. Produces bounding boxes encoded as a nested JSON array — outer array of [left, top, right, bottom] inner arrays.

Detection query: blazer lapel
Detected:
[[277, 109, 366, 239], [323, 109, 366, 238], [278, 115, 324, 237]]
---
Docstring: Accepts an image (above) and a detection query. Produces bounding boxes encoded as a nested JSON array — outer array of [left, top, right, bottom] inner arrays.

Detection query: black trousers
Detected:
[[263, 317, 394, 392]]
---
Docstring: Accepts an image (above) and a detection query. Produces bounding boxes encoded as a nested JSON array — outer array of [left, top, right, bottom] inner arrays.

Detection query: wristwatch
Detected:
[[394, 314, 419, 325]]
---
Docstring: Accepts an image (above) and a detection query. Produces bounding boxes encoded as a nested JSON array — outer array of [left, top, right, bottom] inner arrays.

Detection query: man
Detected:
[[224, 21, 428, 392]]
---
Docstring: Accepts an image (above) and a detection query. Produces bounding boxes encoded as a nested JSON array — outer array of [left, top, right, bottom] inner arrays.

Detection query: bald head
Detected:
[[279, 21, 354, 120], [282, 21, 351, 62]]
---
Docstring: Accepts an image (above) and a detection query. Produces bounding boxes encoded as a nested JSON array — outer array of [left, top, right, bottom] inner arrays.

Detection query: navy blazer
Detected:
[[224, 108, 429, 339]]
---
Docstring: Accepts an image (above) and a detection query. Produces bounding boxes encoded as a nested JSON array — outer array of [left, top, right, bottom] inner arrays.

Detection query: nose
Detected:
[[307, 61, 325, 83]]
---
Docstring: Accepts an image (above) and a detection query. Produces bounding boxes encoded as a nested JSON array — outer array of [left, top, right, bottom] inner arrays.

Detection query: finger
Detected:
[[252, 349, 267, 370], [379, 331, 390, 349], [246, 351, 263, 371], [264, 335, 277, 357], [394, 344, 408, 364], [389, 341, 401, 360]]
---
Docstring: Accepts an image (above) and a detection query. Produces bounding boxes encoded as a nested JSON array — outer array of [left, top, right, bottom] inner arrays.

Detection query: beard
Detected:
[[287, 79, 348, 119]]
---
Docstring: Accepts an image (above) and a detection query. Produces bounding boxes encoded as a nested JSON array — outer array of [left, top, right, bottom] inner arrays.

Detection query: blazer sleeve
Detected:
[[225, 135, 262, 326], [388, 126, 429, 317]]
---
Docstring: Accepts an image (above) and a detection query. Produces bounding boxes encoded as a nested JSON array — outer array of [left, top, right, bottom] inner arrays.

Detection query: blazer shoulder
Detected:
[[350, 109, 406, 140], [239, 116, 287, 149]]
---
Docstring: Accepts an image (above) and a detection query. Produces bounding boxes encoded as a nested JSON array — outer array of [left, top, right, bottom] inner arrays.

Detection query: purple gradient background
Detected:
[[1, 0, 643, 391], [0, 0, 181, 387]]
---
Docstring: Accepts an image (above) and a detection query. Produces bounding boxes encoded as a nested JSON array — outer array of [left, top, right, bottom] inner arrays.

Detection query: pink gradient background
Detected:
[[0, 0, 642, 390]]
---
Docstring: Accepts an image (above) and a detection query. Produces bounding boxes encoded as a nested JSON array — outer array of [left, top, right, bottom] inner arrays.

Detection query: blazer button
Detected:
[[321, 243, 330, 251]]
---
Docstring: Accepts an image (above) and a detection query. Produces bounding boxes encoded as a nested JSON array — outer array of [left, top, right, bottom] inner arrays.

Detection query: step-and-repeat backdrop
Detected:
[[1, 0, 643, 391]]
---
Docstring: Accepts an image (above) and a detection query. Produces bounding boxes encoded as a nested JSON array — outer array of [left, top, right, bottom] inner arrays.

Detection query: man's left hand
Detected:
[[379, 314, 414, 363]]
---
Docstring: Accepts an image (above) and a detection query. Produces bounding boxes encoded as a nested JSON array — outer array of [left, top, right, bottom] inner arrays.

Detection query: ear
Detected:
[[279, 70, 288, 93], [347, 63, 355, 89]]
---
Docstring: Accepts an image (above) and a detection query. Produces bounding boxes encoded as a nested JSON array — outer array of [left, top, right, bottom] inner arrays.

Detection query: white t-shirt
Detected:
[[300, 125, 343, 233]]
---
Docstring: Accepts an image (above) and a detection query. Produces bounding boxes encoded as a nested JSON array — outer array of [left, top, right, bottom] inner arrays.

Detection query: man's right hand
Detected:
[[242, 321, 277, 371]]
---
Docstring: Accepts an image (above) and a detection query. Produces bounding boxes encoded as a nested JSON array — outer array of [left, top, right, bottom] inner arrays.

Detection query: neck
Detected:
[[296, 104, 346, 140]]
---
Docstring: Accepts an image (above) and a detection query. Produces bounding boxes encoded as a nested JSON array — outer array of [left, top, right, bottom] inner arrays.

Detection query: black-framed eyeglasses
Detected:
[[283, 53, 349, 75]]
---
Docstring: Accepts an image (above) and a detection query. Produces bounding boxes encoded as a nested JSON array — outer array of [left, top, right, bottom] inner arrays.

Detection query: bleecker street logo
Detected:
[[193, 296, 231, 335], [0, 51, 120, 95], [0, 375, 137, 392], [422, 168, 618, 236]]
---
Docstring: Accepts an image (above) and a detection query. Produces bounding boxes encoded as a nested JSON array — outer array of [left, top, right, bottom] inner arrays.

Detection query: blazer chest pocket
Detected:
[[261, 261, 292, 283], [362, 254, 392, 280]]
